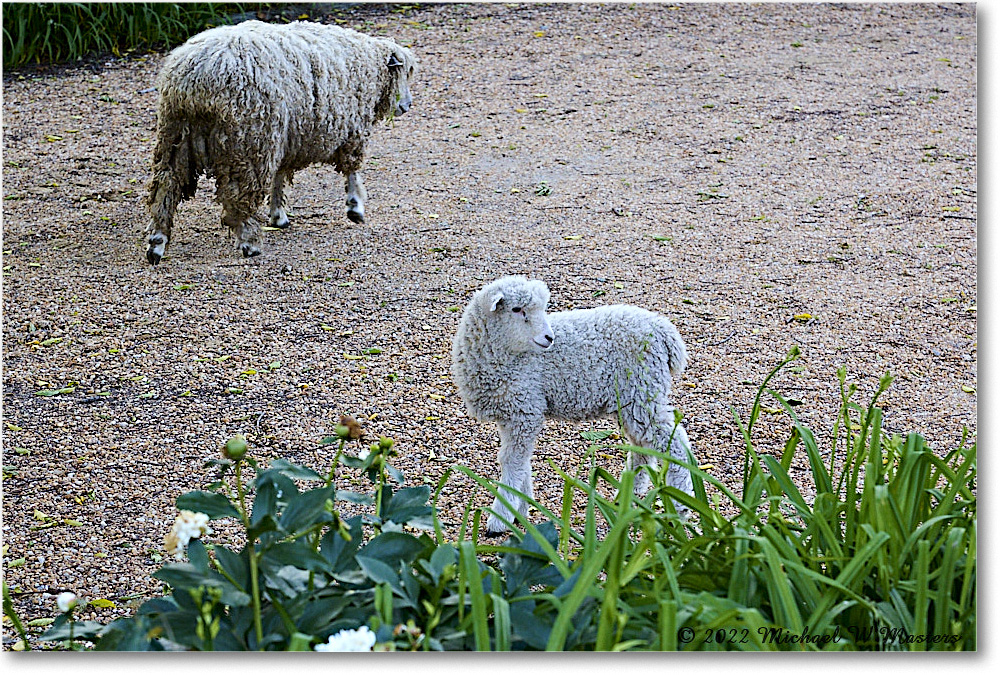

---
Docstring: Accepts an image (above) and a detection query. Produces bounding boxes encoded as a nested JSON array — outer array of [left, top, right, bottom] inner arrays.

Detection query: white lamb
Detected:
[[451, 276, 695, 535], [145, 20, 416, 264]]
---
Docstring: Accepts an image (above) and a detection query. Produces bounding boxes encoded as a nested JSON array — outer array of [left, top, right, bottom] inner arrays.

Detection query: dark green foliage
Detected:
[[2, 3, 248, 68], [31, 354, 975, 651]]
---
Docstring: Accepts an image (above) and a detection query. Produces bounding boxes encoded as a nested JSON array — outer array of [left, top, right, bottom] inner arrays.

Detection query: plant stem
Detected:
[[374, 455, 386, 530], [325, 440, 346, 486], [234, 461, 264, 647]]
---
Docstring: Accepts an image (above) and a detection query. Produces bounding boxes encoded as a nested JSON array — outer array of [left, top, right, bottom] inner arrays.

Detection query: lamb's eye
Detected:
[[511, 307, 522, 314]]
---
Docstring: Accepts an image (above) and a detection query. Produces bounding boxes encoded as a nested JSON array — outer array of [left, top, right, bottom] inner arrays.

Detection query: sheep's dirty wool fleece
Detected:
[[145, 20, 416, 262]]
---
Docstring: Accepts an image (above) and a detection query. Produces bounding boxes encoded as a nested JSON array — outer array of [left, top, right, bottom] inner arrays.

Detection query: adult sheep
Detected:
[[144, 20, 416, 264], [451, 276, 695, 535]]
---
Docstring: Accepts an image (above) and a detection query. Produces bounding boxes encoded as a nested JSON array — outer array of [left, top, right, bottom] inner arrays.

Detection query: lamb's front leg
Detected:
[[345, 172, 367, 224], [485, 418, 541, 536], [268, 170, 290, 229]]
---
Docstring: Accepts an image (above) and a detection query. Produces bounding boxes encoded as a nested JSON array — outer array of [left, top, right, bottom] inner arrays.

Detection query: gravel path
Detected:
[[1, 2, 976, 643]]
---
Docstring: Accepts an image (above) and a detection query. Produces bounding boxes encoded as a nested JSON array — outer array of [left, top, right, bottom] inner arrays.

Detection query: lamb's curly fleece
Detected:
[[452, 276, 695, 534], [145, 20, 416, 263]]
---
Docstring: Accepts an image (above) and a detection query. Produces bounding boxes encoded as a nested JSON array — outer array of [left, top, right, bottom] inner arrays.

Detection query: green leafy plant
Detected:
[[446, 349, 975, 650], [2, 3, 248, 68], [29, 353, 975, 651], [2, 579, 30, 650], [83, 431, 473, 650]]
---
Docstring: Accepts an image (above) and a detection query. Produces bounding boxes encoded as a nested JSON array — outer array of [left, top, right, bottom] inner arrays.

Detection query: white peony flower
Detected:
[[56, 592, 79, 613], [314, 626, 377, 652], [357, 448, 370, 461], [164, 510, 213, 559]]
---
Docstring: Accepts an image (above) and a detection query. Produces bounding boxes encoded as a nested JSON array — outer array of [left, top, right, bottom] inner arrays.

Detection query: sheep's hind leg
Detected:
[[485, 419, 541, 536], [345, 172, 367, 224], [269, 170, 291, 229], [145, 221, 171, 267], [145, 173, 183, 266]]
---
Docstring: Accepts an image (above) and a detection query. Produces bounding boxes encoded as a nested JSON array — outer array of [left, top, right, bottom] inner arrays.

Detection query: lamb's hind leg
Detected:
[[485, 419, 542, 536], [622, 398, 694, 503], [269, 170, 291, 229]]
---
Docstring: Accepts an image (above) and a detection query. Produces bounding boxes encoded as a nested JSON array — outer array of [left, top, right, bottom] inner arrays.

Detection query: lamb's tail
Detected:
[[659, 319, 688, 377]]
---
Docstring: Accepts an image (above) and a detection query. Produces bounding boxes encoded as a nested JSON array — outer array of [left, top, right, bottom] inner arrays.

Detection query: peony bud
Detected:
[[223, 435, 248, 461]]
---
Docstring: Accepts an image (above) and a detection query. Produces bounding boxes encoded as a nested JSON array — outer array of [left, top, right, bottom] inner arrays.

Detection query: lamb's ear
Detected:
[[387, 52, 405, 69], [489, 293, 504, 312]]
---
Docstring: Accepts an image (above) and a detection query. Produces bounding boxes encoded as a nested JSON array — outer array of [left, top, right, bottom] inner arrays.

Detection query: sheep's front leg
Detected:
[[485, 418, 542, 536], [222, 209, 263, 259], [269, 170, 291, 229], [345, 172, 367, 224]]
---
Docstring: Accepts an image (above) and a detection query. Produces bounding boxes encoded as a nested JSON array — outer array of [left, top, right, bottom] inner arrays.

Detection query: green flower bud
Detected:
[[223, 435, 248, 462], [378, 437, 394, 452], [334, 424, 352, 439]]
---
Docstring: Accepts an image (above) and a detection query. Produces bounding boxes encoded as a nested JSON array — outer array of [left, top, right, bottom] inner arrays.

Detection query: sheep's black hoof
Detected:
[[241, 244, 262, 258], [146, 234, 167, 265], [347, 209, 365, 224]]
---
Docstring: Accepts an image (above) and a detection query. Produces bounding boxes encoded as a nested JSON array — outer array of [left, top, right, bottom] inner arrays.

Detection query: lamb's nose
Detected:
[[544, 334, 554, 345]]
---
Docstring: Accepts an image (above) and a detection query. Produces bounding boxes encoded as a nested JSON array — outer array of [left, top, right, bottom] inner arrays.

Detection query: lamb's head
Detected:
[[478, 276, 555, 354], [385, 43, 416, 116]]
